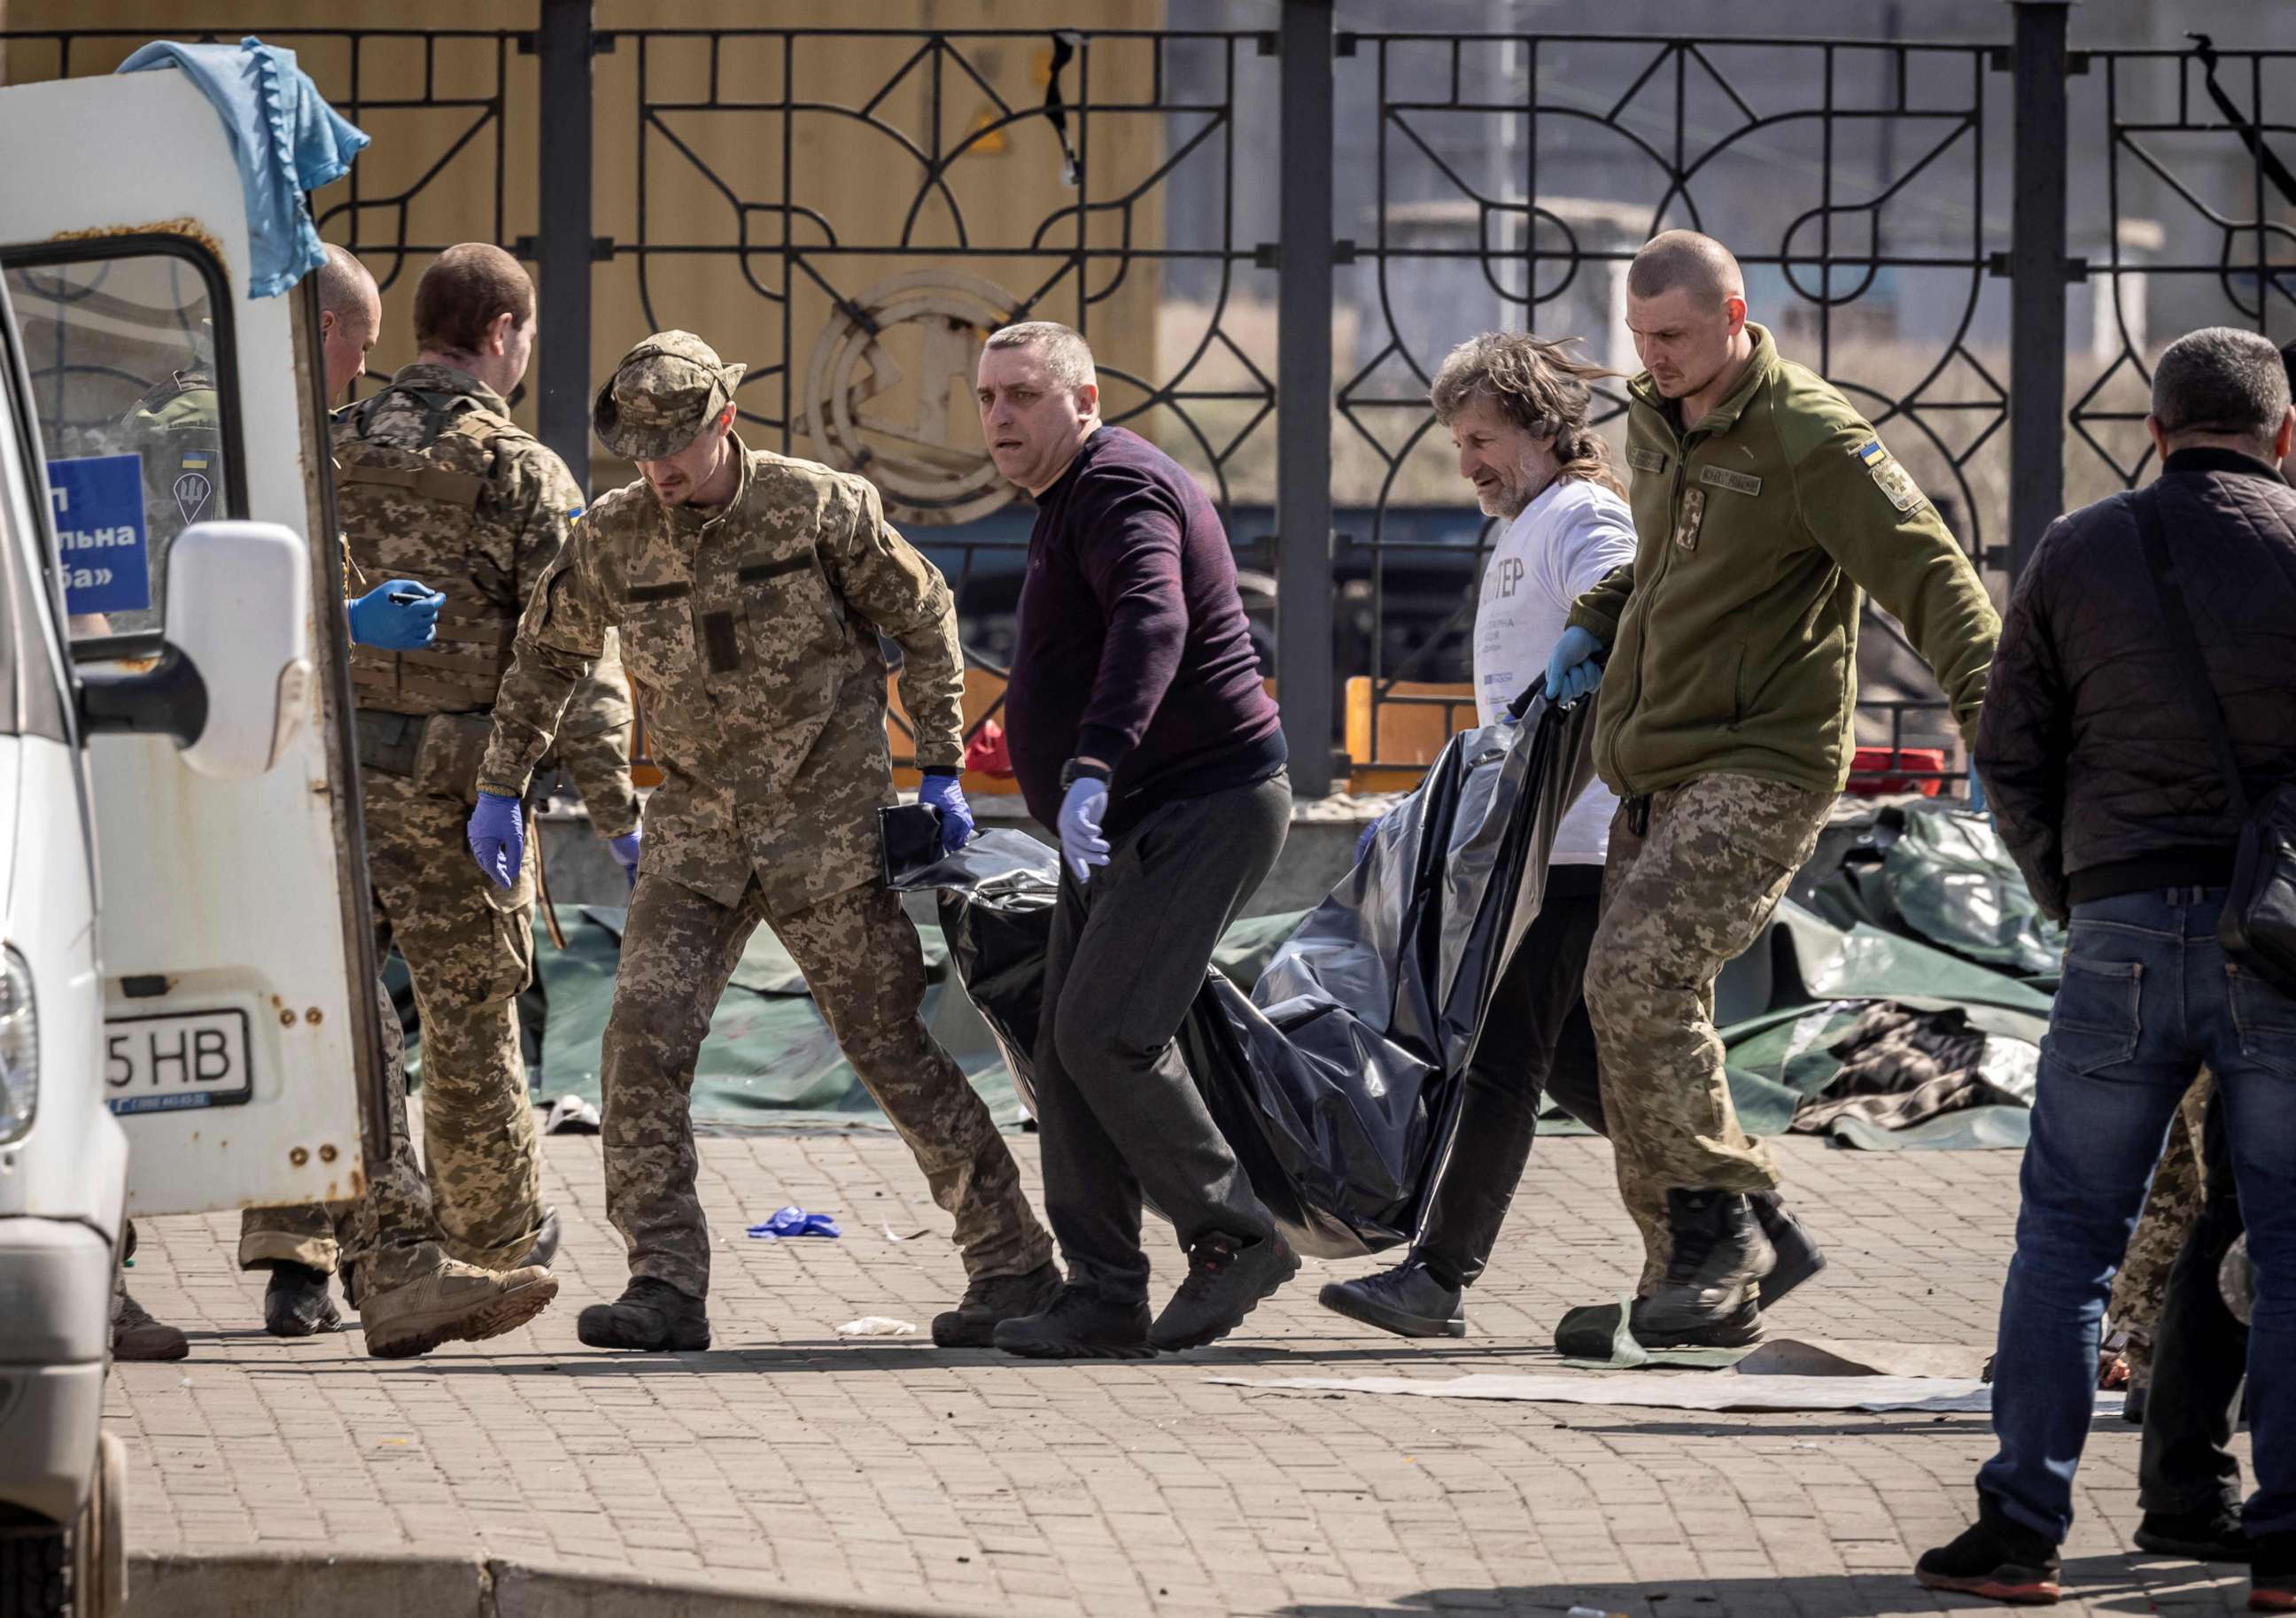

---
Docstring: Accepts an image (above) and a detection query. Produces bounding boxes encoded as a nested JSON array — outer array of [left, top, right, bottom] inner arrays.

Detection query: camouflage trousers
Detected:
[[2110, 1069, 2213, 1380], [240, 770, 542, 1274], [216, 975, 455, 1300], [601, 872, 1053, 1299], [1585, 773, 1834, 1291]]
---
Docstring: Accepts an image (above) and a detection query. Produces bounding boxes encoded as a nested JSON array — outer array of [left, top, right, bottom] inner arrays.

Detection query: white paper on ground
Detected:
[[1208, 1371, 2127, 1416], [835, 1316, 919, 1337]]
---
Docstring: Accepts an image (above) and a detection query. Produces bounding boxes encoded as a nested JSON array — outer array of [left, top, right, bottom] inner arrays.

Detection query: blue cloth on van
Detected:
[[118, 37, 368, 298]]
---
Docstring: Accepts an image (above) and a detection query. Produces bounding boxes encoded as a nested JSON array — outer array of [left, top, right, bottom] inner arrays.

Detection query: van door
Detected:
[[0, 70, 381, 1217]]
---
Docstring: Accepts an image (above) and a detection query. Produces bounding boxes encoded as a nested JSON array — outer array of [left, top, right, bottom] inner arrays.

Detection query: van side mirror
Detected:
[[77, 521, 312, 778]]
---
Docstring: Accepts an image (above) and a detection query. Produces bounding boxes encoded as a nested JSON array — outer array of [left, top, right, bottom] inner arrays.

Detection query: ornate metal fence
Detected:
[[6, 4, 2292, 797]]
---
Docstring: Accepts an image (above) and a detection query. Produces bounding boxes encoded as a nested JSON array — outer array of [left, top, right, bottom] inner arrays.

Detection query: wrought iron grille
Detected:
[[2071, 42, 2296, 498], [5, 8, 2287, 797], [1342, 30, 2006, 781]]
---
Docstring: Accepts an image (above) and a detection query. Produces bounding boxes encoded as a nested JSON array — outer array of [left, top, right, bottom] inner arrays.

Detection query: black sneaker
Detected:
[[576, 1277, 710, 1351], [2252, 1529, 2295, 1612], [1748, 1191, 1825, 1309], [1632, 1188, 1773, 1341], [263, 1261, 341, 1338], [932, 1261, 1064, 1348], [518, 1207, 562, 1271], [1916, 1501, 2063, 1606], [2134, 1507, 2252, 1563], [1149, 1232, 1299, 1352], [992, 1286, 1153, 1359], [1318, 1257, 1465, 1339]]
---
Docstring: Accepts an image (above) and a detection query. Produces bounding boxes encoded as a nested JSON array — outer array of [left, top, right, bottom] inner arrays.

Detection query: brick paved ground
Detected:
[[110, 1132, 2253, 1617]]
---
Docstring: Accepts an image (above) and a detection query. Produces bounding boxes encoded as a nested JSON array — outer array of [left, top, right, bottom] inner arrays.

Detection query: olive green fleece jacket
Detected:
[[1565, 323, 1998, 798]]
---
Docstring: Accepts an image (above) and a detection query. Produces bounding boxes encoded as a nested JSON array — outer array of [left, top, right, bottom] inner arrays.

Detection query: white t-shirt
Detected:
[[1470, 477, 1639, 866]]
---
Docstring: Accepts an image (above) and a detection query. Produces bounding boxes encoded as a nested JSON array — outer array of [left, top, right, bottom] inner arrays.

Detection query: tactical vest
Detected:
[[336, 383, 528, 716]]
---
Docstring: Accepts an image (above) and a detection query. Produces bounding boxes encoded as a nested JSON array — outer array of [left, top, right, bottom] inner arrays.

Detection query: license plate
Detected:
[[105, 1009, 252, 1115]]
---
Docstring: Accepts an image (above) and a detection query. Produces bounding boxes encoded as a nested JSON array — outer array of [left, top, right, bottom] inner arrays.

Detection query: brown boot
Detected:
[[112, 1289, 189, 1361], [358, 1259, 557, 1360]]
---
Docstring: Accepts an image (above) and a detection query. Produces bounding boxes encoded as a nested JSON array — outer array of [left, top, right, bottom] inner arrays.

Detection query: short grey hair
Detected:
[[983, 320, 1096, 391], [2152, 326, 2292, 444]]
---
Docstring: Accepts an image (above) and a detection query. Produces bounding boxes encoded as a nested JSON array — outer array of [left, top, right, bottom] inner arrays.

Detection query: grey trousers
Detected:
[[1033, 771, 1291, 1303]]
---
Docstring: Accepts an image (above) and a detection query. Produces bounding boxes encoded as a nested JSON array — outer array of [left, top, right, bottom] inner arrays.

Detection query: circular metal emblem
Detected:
[[800, 270, 1018, 527]]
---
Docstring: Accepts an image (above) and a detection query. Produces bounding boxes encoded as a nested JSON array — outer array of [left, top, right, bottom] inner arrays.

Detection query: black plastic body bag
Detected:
[[895, 688, 1597, 1260]]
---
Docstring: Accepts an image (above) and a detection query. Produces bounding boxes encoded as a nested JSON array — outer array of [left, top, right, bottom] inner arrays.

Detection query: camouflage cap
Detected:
[[593, 330, 748, 460]]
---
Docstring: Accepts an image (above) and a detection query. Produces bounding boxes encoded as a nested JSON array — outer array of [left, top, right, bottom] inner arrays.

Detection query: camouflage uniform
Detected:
[[1587, 773, 1834, 1290], [477, 331, 1052, 1301], [239, 361, 601, 1275], [1568, 326, 1997, 1297], [2110, 1070, 2212, 1382]]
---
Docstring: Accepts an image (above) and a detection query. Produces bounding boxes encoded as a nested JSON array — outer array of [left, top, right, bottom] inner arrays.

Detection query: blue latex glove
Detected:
[[347, 579, 444, 650], [1355, 812, 1386, 864], [1545, 625, 1606, 708], [745, 1204, 841, 1240], [918, 771, 973, 854], [608, 828, 642, 888], [1966, 763, 1989, 817], [467, 790, 524, 889], [1058, 775, 1112, 884]]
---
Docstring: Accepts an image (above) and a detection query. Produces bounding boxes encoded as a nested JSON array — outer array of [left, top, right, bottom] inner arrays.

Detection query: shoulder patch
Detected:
[[1697, 465, 1762, 498], [1851, 439, 1886, 468], [1626, 445, 1669, 476], [1870, 456, 1926, 514]]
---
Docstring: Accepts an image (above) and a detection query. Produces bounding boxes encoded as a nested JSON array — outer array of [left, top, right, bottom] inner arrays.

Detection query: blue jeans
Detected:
[[1980, 888, 2296, 1542]]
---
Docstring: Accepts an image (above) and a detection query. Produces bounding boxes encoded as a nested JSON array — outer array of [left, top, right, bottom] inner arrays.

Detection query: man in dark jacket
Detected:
[[974, 321, 1294, 1359], [1917, 327, 2296, 1612]]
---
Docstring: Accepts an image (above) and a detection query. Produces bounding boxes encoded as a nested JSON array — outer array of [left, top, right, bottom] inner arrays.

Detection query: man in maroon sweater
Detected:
[[974, 321, 1295, 1358]]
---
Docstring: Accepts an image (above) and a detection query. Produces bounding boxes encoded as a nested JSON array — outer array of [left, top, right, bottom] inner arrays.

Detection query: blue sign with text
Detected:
[[48, 453, 151, 616]]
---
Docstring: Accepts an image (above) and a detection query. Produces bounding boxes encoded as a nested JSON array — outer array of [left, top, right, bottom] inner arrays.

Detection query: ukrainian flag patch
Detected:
[[1853, 440, 1885, 467]]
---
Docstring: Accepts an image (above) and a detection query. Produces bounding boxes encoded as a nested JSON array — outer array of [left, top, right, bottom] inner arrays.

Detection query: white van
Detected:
[[0, 69, 390, 1618]]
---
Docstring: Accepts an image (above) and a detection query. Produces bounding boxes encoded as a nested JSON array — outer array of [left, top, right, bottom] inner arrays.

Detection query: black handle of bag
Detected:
[[1505, 645, 1610, 724], [2133, 483, 2254, 819]]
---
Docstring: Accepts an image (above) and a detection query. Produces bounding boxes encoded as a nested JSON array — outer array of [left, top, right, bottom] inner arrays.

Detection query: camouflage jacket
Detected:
[[336, 362, 587, 716], [547, 634, 640, 840], [479, 437, 965, 915]]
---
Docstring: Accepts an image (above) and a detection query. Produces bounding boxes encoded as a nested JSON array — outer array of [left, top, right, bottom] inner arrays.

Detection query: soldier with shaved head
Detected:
[[1544, 229, 1999, 1354]]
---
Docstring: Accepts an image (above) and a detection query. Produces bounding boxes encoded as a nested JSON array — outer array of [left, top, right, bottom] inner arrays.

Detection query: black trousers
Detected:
[[2139, 1088, 2250, 1519], [1416, 864, 1608, 1289], [1034, 772, 1291, 1304]]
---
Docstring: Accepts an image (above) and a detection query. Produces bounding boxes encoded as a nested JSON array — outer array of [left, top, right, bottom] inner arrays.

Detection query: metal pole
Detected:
[[2005, 0, 2075, 578], [535, 0, 596, 498], [1276, 0, 1337, 796]]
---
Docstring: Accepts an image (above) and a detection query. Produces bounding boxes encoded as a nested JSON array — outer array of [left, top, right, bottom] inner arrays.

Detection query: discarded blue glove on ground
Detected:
[[745, 1205, 842, 1239]]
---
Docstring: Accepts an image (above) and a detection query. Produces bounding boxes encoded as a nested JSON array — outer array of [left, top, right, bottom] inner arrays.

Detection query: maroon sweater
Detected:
[[1006, 426, 1285, 832]]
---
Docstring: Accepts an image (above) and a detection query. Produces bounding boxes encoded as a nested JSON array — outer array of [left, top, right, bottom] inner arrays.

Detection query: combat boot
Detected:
[[1748, 1190, 1826, 1308], [360, 1259, 558, 1359], [1628, 1188, 1773, 1346], [1318, 1256, 1466, 1339], [112, 1289, 189, 1361], [263, 1261, 341, 1337], [931, 1260, 1063, 1348], [576, 1277, 710, 1352]]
